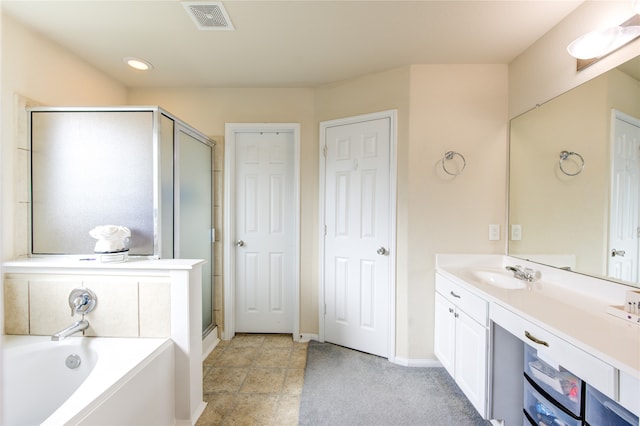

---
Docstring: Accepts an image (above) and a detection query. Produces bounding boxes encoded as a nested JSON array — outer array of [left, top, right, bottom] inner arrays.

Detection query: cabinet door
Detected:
[[455, 309, 487, 417], [434, 292, 456, 376]]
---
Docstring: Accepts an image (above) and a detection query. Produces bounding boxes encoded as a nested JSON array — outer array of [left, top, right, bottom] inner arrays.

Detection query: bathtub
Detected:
[[2, 335, 175, 425]]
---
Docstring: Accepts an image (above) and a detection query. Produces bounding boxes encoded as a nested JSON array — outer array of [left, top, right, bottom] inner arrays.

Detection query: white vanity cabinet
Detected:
[[434, 273, 489, 417]]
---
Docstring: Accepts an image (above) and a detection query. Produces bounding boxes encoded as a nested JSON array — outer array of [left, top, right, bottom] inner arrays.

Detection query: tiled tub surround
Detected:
[[2, 257, 207, 426], [435, 254, 640, 423], [4, 274, 170, 337]]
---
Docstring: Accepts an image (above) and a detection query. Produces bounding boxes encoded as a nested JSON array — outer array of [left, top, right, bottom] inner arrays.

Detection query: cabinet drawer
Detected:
[[435, 273, 488, 325], [491, 303, 617, 398]]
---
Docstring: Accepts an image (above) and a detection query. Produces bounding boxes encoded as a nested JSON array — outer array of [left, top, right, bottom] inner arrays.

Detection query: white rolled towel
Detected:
[[89, 225, 131, 253]]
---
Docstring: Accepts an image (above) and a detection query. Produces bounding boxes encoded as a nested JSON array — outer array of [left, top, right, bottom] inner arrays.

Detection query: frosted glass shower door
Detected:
[[175, 126, 214, 334]]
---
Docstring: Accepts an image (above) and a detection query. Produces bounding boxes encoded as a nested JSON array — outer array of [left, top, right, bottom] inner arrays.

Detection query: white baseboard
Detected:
[[393, 356, 442, 367], [202, 326, 220, 361], [297, 333, 319, 343]]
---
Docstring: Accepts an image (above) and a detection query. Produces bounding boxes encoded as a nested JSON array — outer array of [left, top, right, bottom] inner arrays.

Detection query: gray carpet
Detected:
[[299, 341, 491, 426]]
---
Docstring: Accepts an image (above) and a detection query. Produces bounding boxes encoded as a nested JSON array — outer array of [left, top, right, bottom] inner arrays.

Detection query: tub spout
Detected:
[[51, 319, 89, 341]]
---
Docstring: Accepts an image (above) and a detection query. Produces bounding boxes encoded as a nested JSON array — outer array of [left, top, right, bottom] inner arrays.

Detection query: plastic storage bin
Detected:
[[524, 344, 583, 416], [585, 384, 639, 426], [524, 376, 582, 426], [524, 409, 536, 425]]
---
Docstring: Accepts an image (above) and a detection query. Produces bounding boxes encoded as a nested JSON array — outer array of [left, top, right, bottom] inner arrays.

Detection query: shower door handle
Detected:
[[235, 240, 245, 247]]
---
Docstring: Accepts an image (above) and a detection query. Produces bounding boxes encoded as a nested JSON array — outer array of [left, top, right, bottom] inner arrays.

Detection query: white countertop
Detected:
[[436, 254, 640, 380]]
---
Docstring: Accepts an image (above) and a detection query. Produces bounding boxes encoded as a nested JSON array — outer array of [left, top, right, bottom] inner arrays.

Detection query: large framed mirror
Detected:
[[508, 55, 640, 288]]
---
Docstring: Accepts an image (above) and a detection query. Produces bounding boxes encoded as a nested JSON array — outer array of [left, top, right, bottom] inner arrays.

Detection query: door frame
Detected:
[[223, 123, 301, 340], [318, 110, 398, 362]]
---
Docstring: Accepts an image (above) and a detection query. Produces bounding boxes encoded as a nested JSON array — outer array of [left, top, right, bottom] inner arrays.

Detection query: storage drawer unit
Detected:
[[585, 384, 639, 426], [524, 344, 582, 416], [524, 376, 582, 426], [491, 303, 617, 398]]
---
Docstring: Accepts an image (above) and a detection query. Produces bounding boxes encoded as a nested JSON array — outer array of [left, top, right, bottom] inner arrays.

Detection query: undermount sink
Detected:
[[471, 269, 527, 290]]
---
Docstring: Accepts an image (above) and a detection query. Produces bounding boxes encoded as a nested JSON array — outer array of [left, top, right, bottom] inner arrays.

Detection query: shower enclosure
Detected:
[[29, 106, 215, 336]]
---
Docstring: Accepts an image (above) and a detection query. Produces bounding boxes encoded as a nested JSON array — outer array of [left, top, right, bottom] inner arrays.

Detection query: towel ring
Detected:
[[442, 151, 466, 176], [559, 150, 584, 176]]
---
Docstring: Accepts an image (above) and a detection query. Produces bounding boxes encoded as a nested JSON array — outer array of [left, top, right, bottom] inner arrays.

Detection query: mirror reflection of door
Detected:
[[608, 110, 640, 282]]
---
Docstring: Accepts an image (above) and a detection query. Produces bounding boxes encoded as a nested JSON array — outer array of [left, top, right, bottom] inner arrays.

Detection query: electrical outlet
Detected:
[[511, 224, 522, 241], [489, 224, 500, 241]]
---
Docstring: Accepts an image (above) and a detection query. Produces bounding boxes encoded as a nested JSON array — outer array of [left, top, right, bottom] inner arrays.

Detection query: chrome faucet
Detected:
[[51, 288, 97, 341], [51, 319, 90, 341], [505, 265, 541, 282]]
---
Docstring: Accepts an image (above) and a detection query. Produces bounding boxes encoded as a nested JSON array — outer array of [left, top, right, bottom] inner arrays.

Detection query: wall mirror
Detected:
[[508, 54, 640, 289]]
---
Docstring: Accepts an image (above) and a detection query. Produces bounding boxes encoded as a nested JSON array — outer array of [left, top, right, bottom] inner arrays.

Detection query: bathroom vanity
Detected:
[[434, 254, 640, 425]]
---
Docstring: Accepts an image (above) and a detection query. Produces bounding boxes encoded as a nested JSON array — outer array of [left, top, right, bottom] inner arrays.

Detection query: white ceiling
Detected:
[[2, 0, 585, 89]]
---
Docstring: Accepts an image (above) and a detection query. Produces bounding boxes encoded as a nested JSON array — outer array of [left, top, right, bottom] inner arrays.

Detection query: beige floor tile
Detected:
[[263, 334, 293, 349], [196, 392, 235, 425], [288, 348, 308, 369], [231, 334, 266, 348], [240, 368, 286, 394], [204, 368, 248, 394], [203, 344, 226, 367], [254, 347, 291, 368], [200, 334, 306, 425], [226, 394, 278, 425], [214, 346, 259, 368], [274, 395, 301, 426], [283, 369, 305, 395]]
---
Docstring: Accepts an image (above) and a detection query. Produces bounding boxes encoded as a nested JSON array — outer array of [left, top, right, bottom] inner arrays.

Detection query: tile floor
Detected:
[[197, 334, 308, 426]]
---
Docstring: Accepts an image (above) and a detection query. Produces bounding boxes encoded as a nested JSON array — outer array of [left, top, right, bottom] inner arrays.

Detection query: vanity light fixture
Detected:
[[568, 13, 640, 70], [123, 57, 154, 71]]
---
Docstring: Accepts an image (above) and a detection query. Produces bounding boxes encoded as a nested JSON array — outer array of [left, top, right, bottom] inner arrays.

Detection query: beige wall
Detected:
[[407, 64, 508, 358]]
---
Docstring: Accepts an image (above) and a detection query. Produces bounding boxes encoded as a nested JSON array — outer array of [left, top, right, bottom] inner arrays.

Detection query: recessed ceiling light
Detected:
[[124, 57, 153, 71]]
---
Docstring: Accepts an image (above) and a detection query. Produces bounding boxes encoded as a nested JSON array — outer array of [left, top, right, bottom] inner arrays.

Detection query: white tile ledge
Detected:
[[3, 256, 206, 272]]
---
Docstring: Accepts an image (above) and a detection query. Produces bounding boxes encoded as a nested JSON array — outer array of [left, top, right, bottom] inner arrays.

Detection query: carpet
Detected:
[[299, 341, 491, 426]]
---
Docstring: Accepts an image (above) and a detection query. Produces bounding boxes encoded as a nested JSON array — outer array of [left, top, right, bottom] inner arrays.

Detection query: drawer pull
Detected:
[[450, 291, 461, 298], [525, 330, 549, 347]]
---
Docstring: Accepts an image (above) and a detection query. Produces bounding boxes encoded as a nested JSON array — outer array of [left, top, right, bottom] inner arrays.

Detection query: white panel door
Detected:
[[609, 114, 640, 282], [323, 117, 391, 357], [235, 131, 295, 332]]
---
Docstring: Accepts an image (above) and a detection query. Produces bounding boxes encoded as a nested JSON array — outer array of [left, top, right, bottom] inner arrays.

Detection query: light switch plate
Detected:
[[511, 224, 522, 241], [489, 224, 500, 241]]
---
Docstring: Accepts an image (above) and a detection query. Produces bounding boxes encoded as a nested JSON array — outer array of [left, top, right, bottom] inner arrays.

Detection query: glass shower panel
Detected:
[[176, 127, 214, 333], [31, 111, 155, 255]]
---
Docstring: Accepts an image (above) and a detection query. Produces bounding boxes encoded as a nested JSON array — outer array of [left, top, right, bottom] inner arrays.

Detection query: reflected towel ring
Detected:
[[442, 151, 466, 176], [559, 150, 584, 176]]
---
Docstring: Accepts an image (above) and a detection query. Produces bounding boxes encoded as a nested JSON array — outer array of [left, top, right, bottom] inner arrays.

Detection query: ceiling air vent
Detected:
[[182, 1, 234, 31]]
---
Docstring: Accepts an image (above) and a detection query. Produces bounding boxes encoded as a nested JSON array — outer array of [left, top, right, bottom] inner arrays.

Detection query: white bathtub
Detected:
[[2, 335, 175, 425]]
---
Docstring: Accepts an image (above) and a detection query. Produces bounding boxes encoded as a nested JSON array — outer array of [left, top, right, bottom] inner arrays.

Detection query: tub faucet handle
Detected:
[[68, 288, 97, 316]]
